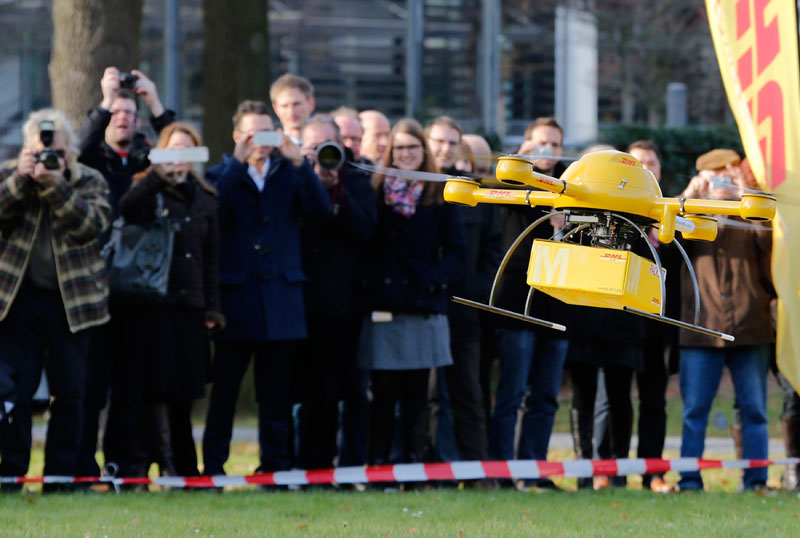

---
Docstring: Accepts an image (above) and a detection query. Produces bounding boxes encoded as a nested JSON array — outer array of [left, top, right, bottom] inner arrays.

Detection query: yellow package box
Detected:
[[526, 239, 664, 314]]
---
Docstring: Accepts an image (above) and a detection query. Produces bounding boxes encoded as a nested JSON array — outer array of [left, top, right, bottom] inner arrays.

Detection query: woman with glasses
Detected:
[[358, 119, 465, 471]]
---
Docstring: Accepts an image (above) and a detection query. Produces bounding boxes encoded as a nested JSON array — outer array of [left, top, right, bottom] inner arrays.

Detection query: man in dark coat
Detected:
[[76, 66, 174, 479], [202, 100, 330, 476], [425, 118, 503, 466], [490, 117, 571, 489], [295, 114, 376, 470]]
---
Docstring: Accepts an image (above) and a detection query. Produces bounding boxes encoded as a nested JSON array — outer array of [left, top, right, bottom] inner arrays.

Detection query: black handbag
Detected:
[[103, 193, 179, 301]]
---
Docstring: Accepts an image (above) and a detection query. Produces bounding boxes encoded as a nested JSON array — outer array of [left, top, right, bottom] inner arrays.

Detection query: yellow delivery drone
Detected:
[[444, 150, 777, 341]]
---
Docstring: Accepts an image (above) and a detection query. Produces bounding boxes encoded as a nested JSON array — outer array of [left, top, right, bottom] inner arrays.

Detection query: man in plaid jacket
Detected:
[[0, 108, 110, 491]]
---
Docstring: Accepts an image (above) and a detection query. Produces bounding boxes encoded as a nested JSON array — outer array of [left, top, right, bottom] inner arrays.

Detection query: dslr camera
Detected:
[[315, 142, 346, 170], [34, 120, 61, 170], [119, 72, 139, 90]]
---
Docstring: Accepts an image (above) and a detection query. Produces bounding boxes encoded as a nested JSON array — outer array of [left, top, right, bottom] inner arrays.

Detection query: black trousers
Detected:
[[636, 339, 670, 483], [296, 315, 365, 469], [0, 282, 90, 480], [569, 364, 634, 465], [203, 340, 295, 475], [443, 340, 488, 460], [369, 369, 430, 465]]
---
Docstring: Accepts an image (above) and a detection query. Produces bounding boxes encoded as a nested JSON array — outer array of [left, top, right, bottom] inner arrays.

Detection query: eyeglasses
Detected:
[[428, 137, 460, 148], [392, 144, 422, 153]]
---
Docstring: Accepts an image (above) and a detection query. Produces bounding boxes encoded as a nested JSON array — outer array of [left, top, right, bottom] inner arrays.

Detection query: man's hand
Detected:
[[16, 149, 37, 179], [232, 132, 256, 164], [130, 69, 165, 117], [100, 67, 121, 111], [29, 158, 66, 189], [278, 132, 303, 167], [679, 172, 711, 200]]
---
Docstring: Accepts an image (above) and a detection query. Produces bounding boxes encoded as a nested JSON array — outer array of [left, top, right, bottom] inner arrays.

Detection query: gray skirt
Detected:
[[357, 313, 453, 371]]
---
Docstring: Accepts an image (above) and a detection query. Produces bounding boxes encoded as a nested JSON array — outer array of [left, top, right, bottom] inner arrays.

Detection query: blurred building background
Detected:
[[0, 0, 728, 159]]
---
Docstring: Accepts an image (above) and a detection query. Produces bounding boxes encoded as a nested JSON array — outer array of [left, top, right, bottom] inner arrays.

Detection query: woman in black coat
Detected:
[[117, 122, 223, 478], [357, 118, 465, 467]]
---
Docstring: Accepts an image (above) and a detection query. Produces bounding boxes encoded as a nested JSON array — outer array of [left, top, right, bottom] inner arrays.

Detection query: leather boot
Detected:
[[781, 416, 800, 491], [731, 423, 743, 460]]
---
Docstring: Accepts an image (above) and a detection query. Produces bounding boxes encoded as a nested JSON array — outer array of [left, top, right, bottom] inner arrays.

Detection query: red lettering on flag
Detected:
[[736, 0, 751, 39], [755, 0, 780, 73], [738, 48, 754, 90], [757, 81, 786, 189]]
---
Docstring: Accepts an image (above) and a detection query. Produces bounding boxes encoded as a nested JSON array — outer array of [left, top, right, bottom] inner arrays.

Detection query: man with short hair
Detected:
[[491, 117, 570, 489], [202, 100, 330, 478], [76, 66, 174, 479], [295, 115, 376, 470], [331, 107, 365, 162], [358, 110, 391, 163], [424, 117, 503, 467], [270, 74, 316, 145], [520, 117, 564, 175], [0, 109, 111, 490]]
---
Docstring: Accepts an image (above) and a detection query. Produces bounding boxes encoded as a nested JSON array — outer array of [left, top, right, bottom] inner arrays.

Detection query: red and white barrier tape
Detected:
[[3, 458, 797, 489]]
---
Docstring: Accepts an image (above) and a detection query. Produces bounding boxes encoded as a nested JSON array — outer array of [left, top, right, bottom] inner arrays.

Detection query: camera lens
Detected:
[[40, 150, 60, 170], [315, 142, 345, 170], [119, 73, 139, 90]]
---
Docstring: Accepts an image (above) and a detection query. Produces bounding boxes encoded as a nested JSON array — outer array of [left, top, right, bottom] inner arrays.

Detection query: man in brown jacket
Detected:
[[0, 109, 111, 491], [676, 148, 774, 491]]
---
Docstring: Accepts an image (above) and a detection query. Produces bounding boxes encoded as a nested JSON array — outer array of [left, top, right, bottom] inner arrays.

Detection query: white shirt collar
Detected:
[[247, 159, 270, 191]]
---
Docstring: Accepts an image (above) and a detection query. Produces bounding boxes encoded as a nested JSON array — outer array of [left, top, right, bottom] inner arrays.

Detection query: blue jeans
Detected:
[[679, 345, 769, 490], [489, 329, 568, 461]]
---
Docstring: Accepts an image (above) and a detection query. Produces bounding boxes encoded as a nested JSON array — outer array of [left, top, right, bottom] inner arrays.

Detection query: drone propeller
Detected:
[[350, 162, 483, 183]]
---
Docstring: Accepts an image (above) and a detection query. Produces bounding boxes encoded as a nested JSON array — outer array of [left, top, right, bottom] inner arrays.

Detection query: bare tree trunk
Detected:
[[49, 0, 143, 130], [202, 0, 269, 164]]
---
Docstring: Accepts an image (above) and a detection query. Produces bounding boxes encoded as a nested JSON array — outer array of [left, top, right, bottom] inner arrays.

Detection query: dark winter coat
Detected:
[[447, 203, 504, 343], [364, 189, 466, 316], [207, 154, 330, 341], [301, 165, 377, 320], [118, 169, 221, 316]]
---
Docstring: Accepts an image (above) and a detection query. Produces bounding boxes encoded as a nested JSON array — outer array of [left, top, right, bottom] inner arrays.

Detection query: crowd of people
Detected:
[[0, 67, 798, 494]]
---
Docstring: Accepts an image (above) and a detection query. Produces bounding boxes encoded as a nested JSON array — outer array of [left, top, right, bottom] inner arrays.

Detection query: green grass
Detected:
[[2, 486, 800, 537]]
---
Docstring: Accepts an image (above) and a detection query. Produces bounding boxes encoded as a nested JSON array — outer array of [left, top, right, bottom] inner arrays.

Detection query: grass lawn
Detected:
[[2, 484, 800, 537], [6, 442, 798, 537]]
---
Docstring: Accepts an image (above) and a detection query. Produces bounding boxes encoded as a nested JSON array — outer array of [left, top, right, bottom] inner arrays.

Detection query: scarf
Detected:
[[383, 175, 424, 218]]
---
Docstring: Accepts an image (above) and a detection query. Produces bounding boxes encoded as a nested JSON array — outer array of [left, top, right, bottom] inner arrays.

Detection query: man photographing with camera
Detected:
[[295, 115, 376, 472], [75, 66, 174, 481], [78, 66, 174, 214], [0, 109, 111, 491]]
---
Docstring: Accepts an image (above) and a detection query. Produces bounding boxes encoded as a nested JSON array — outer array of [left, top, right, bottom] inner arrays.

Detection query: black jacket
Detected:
[[365, 189, 466, 315], [119, 170, 221, 315], [301, 164, 377, 320], [440, 166, 504, 343], [493, 161, 572, 332], [78, 107, 175, 219]]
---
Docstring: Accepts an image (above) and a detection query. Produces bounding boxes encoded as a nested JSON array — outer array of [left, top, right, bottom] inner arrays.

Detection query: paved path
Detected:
[[31, 425, 786, 456]]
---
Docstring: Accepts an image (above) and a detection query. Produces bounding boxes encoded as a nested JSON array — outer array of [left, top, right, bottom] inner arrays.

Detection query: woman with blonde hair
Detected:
[[115, 122, 222, 479], [358, 118, 465, 469]]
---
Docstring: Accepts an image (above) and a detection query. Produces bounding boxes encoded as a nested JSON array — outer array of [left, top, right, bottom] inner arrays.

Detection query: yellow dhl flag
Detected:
[[706, 0, 800, 389]]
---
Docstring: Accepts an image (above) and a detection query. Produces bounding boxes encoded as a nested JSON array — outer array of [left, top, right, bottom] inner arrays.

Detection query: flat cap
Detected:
[[695, 148, 741, 171]]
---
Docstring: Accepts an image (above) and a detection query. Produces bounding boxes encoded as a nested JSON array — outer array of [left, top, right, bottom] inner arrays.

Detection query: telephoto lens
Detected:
[[315, 142, 345, 170]]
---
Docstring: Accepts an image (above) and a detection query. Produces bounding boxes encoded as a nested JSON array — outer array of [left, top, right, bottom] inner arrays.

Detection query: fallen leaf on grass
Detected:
[[458, 530, 464, 537], [24, 497, 34, 504], [610, 503, 621, 509], [408, 528, 418, 534]]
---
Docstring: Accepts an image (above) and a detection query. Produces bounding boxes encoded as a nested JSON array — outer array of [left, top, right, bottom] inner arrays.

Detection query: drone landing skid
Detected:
[[451, 297, 566, 332], [622, 306, 735, 342]]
